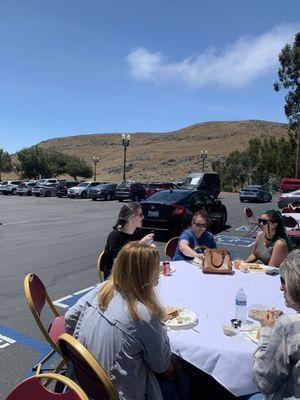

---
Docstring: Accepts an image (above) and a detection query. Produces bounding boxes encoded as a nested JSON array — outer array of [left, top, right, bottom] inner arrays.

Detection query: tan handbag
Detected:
[[202, 248, 232, 274]]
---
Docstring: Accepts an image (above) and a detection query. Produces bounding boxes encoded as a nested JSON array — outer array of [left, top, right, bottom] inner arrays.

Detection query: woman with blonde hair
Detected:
[[65, 242, 185, 400]]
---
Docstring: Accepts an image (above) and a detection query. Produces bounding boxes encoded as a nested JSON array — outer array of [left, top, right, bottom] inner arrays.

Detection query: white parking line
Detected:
[[0, 334, 16, 349], [74, 286, 95, 295], [2, 220, 37, 225]]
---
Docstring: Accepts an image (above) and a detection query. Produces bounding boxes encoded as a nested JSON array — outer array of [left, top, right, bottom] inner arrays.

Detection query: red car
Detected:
[[144, 182, 176, 198], [279, 178, 300, 193]]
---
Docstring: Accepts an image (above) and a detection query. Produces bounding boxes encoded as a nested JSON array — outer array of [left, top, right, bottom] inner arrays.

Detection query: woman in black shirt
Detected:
[[103, 202, 154, 278]]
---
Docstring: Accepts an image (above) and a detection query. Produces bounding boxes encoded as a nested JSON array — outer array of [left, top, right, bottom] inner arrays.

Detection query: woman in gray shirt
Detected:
[[65, 242, 173, 400]]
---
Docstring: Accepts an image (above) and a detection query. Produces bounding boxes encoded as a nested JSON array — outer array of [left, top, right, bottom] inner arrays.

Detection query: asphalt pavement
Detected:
[[0, 192, 279, 398]]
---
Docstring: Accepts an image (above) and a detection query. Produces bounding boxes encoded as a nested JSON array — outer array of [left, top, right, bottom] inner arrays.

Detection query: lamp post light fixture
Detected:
[[0, 147, 3, 181], [200, 150, 208, 172], [92, 156, 100, 181], [122, 134, 131, 182]]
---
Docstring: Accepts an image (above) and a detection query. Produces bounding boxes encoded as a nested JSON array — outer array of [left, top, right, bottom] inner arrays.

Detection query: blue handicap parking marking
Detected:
[[215, 235, 255, 247], [53, 285, 98, 309], [0, 325, 49, 353], [235, 225, 251, 232]]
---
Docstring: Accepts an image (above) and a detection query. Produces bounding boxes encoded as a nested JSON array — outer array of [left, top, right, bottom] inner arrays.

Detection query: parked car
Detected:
[[181, 172, 220, 199], [88, 183, 117, 201], [115, 182, 146, 202], [141, 189, 227, 235], [67, 181, 102, 199], [32, 182, 58, 197], [16, 181, 37, 196], [144, 182, 176, 198], [278, 189, 300, 209], [239, 185, 272, 203], [0, 180, 23, 195], [56, 181, 79, 197], [279, 178, 300, 193]]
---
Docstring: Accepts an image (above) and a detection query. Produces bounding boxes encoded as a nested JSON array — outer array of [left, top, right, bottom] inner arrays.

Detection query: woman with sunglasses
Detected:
[[102, 201, 154, 279], [173, 210, 216, 261], [245, 209, 293, 267], [253, 250, 300, 399]]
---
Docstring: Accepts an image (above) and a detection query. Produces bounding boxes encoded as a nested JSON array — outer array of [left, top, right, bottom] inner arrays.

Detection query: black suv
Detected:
[[56, 181, 78, 197], [115, 182, 146, 202]]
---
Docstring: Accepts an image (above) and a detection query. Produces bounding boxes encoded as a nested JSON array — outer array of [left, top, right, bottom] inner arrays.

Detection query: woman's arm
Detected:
[[245, 232, 261, 263], [268, 240, 289, 267], [253, 319, 290, 394], [179, 239, 202, 259]]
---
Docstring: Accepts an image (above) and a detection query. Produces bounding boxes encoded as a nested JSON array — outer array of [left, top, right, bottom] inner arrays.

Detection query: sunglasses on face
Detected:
[[193, 222, 206, 228], [258, 218, 272, 225]]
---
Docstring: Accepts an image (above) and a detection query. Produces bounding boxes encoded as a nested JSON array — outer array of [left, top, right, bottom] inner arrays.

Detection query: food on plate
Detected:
[[244, 263, 264, 270], [248, 308, 267, 321], [163, 306, 181, 320], [223, 324, 235, 336]]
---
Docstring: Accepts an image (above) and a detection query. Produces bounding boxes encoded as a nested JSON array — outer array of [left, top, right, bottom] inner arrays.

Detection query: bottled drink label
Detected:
[[235, 299, 247, 306]]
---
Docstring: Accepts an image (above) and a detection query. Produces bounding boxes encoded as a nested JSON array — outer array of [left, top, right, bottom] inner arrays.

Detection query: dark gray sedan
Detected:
[[88, 183, 117, 201], [239, 185, 272, 203]]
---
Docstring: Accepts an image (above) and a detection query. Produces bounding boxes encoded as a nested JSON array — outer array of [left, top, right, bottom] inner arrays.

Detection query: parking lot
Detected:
[[0, 193, 279, 397]]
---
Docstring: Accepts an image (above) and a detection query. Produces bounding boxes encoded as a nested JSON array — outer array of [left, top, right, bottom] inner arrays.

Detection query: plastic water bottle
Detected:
[[235, 288, 247, 322]]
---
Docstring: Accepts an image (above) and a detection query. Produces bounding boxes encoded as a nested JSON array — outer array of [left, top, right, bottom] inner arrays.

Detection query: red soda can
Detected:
[[163, 261, 170, 276]]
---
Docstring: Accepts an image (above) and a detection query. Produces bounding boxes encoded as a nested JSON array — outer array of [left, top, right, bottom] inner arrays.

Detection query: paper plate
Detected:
[[165, 309, 198, 329]]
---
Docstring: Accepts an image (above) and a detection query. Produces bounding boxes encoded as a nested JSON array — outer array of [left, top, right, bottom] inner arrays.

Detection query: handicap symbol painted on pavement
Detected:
[[53, 285, 98, 309], [215, 235, 255, 247]]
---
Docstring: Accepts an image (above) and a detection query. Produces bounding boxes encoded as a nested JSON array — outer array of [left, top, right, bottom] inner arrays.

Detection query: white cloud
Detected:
[[126, 23, 300, 89]]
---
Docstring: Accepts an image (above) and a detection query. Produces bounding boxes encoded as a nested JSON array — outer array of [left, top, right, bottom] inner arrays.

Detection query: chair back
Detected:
[[24, 273, 63, 353], [281, 207, 292, 213], [283, 216, 299, 229], [97, 250, 105, 282], [58, 333, 119, 400], [6, 373, 88, 400], [244, 207, 255, 219], [164, 237, 179, 259]]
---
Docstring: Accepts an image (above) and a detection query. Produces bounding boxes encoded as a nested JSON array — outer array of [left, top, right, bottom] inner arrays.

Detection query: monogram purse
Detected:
[[202, 248, 232, 274]]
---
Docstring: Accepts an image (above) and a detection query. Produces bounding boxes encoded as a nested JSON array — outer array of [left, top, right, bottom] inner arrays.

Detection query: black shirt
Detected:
[[103, 228, 144, 279]]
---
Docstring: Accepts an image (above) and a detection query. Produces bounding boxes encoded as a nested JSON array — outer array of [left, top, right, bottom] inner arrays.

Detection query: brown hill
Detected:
[[7, 120, 289, 182]]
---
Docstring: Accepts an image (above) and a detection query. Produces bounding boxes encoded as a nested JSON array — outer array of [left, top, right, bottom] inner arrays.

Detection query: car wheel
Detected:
[[35, 194, 40, 197], [268, 194, 272, 202], [240, 198, 244, 203], [81, 191, 87, 199], [92, 198, 97, 201], [11, 189, 16, 195], [106, 194, 112, 201], [45, 191, 50, 197]]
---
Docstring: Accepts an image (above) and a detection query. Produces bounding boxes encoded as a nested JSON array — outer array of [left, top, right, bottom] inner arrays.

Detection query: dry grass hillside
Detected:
[[6, 120, 289, 182]]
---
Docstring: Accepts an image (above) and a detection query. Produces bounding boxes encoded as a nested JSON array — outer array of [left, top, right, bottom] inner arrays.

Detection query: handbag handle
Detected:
[[209, 250, 226, 268]]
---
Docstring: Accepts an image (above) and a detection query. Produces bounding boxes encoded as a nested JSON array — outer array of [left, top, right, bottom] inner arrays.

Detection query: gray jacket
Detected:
[[65, 285, 171, 400]]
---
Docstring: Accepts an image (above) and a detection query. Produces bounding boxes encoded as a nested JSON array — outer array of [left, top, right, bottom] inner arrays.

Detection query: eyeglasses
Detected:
[[135, 212, 144, 217], [258, 218, 272, 225], [193, 222, 206, 228], [280, 277, 285, 286]]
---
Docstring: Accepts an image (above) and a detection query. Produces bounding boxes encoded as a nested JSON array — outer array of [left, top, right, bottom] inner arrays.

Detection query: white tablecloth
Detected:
[[157, 261, 288, 397]]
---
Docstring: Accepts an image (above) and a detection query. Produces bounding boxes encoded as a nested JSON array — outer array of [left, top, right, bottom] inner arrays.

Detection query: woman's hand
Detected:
[[140, 233, 154, 245], [260, 310, 276, 328]]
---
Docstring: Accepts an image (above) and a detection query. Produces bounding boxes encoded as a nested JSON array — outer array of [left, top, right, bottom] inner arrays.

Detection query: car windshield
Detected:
[[183, 176, 203, 185], [288, 190, 300, 196], [145, 190, 188, 202], [242, 185, 262, 191], [90, 182, 101, 187], [78, 182, 89, 187], [1, 181, 8, 185]]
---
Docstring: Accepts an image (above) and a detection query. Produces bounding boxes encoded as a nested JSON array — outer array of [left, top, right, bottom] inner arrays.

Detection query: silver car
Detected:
[[32, 183, 58, 197], [0, 180, 23, 195], [17, 181, 37, 196], [67, 181, 102, 199]]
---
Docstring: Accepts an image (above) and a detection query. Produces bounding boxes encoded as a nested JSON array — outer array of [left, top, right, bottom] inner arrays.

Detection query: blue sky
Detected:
[[0, 0, 299, 153]]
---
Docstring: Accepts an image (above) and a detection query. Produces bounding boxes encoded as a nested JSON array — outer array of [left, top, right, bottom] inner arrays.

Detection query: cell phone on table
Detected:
[[266, 268, 279, 276]]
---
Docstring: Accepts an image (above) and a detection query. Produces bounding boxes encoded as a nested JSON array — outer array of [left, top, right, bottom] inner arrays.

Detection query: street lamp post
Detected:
[[92, 156, 100, 181], [122, 134, 131, 182], [200, 150, 208, 172], [0, 148, 3, 181]]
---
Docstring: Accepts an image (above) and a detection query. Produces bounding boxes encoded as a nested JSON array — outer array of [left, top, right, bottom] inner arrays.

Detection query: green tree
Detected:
[[274, 32, 300, 177], [65, 155, 93, 181], [0, 149, 13, 180]]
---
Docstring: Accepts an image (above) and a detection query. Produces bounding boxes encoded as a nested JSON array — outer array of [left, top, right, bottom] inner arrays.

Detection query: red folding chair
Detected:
[[57, 333, 119, 400], [164, 237, 179, 259], [243, 207, 259, 236], [5, 373, 88, 400], [24, 273, 65, 374]]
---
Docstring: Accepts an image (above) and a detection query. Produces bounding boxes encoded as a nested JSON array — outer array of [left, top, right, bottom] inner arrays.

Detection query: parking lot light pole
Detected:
[[0, 147, 3, 181], [122, 134, 130, 182], [92, 156, 100, 181], [200, 150, 208, 172]]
